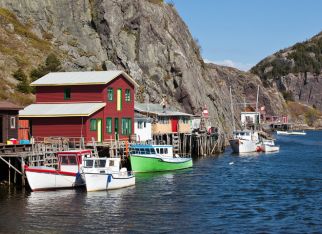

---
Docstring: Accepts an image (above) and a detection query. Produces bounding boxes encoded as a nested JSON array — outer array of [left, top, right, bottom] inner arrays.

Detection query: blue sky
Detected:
[[167, 0, 322, 71]]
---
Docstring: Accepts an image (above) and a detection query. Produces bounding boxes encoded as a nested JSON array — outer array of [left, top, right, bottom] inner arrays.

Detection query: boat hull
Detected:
[[25, 167, 83, 191], [229, 139, 258, 153], [84, 173, 135, 192], [261, 144, 280, 152], [130, 155, 193, 172]]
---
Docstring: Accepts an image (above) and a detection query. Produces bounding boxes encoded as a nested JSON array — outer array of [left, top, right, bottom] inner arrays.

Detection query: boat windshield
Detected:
[[84, 159, 94, 168], [95, 159, 106, 168]]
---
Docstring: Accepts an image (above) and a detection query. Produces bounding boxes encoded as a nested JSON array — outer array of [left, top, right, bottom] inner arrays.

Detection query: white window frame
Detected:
[[10, 116, 16, 129]]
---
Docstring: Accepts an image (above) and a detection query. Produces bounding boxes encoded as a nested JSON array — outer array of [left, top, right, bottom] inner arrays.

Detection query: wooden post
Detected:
[[8, 158, 11, 186], [21, 157, 25, 187]]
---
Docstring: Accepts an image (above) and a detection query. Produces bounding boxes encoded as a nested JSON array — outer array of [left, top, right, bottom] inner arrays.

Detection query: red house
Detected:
[[19, 71, 138, 143]]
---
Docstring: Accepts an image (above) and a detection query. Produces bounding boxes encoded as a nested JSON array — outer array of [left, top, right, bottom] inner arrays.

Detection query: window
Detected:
[[138, 121, 145, 129], [181, 117, 189, 124], [107, 88, 113, 101], [122, 118, 132, 135], [64, 88, 71, 100], [117, 88, 122, 111], [90, 119, 97, 131], [106, 118, 112, 133], [84, 159, 94, 168], [69, 156, 77, 165], [125, 89, 131, 102], [159, 117, 169, 124], [10, 117, 16, 129]]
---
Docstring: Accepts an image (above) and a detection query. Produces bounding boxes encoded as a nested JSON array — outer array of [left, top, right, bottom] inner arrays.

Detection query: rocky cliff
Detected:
[[251, 32, 322, 110], [0, 0, 286, 133]]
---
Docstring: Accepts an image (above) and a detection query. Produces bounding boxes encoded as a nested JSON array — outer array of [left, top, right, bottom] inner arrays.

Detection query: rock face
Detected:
[[0, 0, 286, 134], [252, 32, 322, 110]]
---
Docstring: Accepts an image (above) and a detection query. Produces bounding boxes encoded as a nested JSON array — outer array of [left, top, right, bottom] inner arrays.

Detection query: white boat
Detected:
[[229, 130, 261, 153], [276, 130, 306, 135], [260, 139, 280, 152], [82, 157, 135, 192], [25, 150, 92, 191]]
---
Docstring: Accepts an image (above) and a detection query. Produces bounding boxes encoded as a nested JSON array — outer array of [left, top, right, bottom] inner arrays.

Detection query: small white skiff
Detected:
[[260, 139, 280, 152], [82, 157, 135, 192], [276, 130, 306, 135]]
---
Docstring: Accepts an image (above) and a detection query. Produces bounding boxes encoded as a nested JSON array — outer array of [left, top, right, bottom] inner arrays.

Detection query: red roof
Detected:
[[0, 101, 23, 110]]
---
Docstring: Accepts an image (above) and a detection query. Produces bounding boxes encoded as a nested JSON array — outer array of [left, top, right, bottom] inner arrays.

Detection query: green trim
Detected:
[[107, 87, 113, 101], [106, 117, 112, 133], [90, 119, 97, 131], [125, 89, 131, 102], [64, 88, 71, 100]]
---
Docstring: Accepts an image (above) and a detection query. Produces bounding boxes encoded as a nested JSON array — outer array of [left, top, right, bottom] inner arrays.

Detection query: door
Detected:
[[97, 119, 102, 142], [114, 118, 119, 140], [171, 118, 178, 132]]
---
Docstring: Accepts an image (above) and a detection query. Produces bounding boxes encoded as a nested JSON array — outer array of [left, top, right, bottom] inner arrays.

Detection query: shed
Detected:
[[0, 101, 22, 144]]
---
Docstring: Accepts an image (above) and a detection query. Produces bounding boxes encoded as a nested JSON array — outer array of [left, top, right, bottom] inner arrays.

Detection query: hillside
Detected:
[[0, 0, 286, 133], [251, 32, 322, 110]]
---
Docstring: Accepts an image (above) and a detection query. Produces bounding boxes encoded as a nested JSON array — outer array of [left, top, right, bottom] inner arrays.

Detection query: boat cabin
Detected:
[[58, 150, 92, 172], [130, 144, 173, 158], [83, 158, 121, 172], [232, 130, 259, 141]]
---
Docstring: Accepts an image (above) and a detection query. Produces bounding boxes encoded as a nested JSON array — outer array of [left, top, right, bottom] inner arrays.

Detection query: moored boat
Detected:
[[276, 130, 306, 135], [129, 144, 193, 172], [260, 139, 280, 152], [25, 150, 92, 191], [229, 130, 261, 153], [82, 157, 135, 192]]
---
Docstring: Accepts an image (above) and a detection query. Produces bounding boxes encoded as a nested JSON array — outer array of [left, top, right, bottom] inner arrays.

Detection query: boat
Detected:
[[82, 157, 135, 192], [229, 130, 262, 153], [25, 150, 92, 191], [129, 144, 193, 172], [260, 139, 280, 152], [276, 130, 306, 135]]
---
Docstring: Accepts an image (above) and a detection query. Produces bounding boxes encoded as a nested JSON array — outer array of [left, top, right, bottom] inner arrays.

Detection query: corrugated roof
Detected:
[[0, 101, 22, 110], [19, 103, 105, 117], [135, 103, 192, 117], [31, 71, 139, 87]]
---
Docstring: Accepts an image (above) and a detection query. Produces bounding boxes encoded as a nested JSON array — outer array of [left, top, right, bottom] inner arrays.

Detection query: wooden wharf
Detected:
[[0, 131, 225, 188]]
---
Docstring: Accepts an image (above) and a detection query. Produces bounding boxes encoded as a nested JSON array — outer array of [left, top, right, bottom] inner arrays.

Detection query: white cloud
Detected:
[[204, 58, 253, 72]]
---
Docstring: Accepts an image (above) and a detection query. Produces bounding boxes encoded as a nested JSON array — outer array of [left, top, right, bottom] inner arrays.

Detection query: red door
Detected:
[[171, 118, 178, 132]]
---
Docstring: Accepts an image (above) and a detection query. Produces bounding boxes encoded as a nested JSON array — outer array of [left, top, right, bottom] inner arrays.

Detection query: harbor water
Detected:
[[1, 131, 322, 233]]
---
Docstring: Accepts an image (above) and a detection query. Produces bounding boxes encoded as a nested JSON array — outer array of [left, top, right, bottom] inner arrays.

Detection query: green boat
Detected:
[[129, 144, 193, 172]]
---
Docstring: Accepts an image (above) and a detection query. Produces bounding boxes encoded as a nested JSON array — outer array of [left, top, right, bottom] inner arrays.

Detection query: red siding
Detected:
[[36, 85, 105, 103], [31, 117, 87, 138]]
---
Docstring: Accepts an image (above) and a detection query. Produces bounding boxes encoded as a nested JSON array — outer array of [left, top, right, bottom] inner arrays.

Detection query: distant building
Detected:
[[0, 101, 22, 144], [134, 113, 152, 142], [134, 103, 192, 135], [241, 111, 260, 127], [19, 71, 138, 143]]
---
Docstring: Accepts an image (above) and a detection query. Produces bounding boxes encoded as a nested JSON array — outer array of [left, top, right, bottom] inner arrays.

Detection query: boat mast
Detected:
[[230, 87, 236, 131], [255, 85, 259, 131]]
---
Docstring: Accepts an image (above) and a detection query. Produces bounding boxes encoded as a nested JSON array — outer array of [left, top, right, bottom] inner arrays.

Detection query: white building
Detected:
[[241, 112, 260, 126], [134, 113, 152, 142]]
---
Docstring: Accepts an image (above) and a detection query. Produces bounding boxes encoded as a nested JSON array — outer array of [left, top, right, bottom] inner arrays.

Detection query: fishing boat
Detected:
[[276, 130, 306, 135], [82, 157, 135, 192], [129, 144, 193, 172], [25, 150, 92, 191], [229, 130, 262, 153], [260, 139, 279, 152]]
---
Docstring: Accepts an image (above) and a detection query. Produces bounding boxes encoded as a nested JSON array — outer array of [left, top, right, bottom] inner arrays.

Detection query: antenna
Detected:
[[230, 87, 236, 131]]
